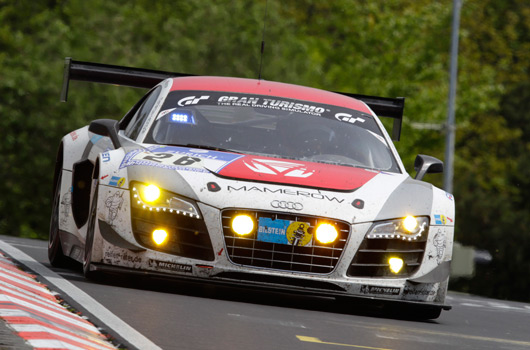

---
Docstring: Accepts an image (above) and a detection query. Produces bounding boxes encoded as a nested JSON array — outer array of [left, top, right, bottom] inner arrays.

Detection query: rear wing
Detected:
[[61, 57, 405, 140], [60, 57, 194, 102]]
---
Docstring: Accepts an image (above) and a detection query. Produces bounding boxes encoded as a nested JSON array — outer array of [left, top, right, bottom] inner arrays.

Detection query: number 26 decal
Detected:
[[142, 153, 201, 166]]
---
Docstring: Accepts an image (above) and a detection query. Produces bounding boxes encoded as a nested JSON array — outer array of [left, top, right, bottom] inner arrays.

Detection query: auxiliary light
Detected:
[[231, 215, 254, 236]]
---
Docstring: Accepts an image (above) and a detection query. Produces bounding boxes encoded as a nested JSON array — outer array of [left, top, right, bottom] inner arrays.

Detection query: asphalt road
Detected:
[[2, 235, 530, 350]]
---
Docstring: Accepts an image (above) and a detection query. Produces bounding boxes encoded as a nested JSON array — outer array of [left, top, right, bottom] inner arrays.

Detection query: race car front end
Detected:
[[50, 59, 455, 321], [88, 151, 453, 319]]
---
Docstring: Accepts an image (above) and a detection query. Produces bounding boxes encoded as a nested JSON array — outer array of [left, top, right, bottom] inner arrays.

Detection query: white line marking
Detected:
[[0, 240, 162, 350]]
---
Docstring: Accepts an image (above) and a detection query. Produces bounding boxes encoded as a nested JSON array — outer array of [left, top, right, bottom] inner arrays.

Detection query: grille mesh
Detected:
[[222, 210, 350, 274]]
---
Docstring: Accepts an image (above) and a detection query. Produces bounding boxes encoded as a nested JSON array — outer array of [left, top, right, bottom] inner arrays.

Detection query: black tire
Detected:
[[48, 170, 68, 267], [83, 183, 101, 280]]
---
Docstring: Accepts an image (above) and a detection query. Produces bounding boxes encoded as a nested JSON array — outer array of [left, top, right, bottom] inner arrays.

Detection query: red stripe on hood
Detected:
[[216, 155, 378, 191]]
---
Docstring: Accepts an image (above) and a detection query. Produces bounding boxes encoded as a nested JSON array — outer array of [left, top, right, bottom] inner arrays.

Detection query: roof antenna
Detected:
[[258, 0, 269, 80]]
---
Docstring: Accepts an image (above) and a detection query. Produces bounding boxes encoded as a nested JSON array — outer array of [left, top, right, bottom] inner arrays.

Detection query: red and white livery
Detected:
[[49, 59, 454, 319]]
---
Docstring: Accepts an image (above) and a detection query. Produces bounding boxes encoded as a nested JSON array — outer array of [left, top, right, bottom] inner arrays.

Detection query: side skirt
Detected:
[[59, 230, 84, 263]]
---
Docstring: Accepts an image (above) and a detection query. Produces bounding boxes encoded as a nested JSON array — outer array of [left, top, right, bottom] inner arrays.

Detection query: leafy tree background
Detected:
[[0, 0, 528, 301]]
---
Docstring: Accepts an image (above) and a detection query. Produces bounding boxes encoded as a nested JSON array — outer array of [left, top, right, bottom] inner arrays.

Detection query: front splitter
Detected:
[[90, 263, 452, 312]]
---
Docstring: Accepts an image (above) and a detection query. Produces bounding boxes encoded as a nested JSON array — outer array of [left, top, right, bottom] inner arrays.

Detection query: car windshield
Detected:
[[145, 91, 400, 172]]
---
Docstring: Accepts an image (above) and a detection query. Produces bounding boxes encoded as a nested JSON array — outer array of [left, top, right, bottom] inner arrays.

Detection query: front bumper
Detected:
[[95, 200, 452, 309]]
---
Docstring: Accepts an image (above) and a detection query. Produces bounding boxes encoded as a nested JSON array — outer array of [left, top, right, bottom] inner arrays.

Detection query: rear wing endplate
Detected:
[[61, 58, 405, 140]]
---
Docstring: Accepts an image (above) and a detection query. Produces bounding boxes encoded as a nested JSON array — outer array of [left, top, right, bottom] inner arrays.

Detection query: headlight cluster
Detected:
[[131, 182, 201, 219], [131, 182, 202, 248], [367, 215, 428, 241]]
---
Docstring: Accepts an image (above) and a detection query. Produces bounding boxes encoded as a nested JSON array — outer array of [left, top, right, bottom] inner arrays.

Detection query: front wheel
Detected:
[[49, 170, 68, 267]]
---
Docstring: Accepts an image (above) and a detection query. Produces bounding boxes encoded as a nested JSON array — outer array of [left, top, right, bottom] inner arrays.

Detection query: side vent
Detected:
[[72, 159, 94, 228]]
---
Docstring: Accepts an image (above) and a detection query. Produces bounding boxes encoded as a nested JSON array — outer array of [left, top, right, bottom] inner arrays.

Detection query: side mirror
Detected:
[[414, 154, 443, 181], [88, 119, 121, 149]]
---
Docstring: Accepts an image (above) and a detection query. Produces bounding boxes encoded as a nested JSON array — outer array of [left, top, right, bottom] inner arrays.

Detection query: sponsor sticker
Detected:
[[105, 191, 124, 225], [359, 285, 401, 296], [434, 214, 447, 225], [148, 259, 192, 273], [219, 155, 378, 191], [102, 152, 110, 162], [217, 95, 326, 116], [207, 182, 221, 192], [335, 112, 366, 124], [257, 218, 312, 246], [257, 218, 290, 245], [286, 221, 312, 246], [227, 185, 345, 202], [433, 229, 446, 263], [109, 176, 125, 187], [177, 95, 210, 106], [403, 286, 436, 297], [90, 135, 103, 144], [104, 251, 141, 264]]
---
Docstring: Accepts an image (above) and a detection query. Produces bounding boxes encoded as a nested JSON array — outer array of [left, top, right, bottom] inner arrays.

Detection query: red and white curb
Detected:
[[0, 250, 116, 349], [0, 239, 162, 350]]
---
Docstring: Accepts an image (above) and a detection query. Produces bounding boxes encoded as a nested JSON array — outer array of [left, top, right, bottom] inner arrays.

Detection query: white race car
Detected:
[[49, 58, 454, 319]]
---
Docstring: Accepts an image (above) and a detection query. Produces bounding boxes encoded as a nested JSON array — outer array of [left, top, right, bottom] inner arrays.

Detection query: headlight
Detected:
[[367, 216, 428, 240], [131, 182, 201, 219], [142, 184, 161, 203]]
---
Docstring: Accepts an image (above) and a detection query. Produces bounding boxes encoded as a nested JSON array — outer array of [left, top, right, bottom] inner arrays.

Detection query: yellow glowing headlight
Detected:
[[315, 223, 338, 244], [231, 215, 254, 236], [142, 184, 161, 203], [388, 257, 404, 274], [368, 216, 428, 240], [152, 229, 168, 245], [403, 216, 418, 232]]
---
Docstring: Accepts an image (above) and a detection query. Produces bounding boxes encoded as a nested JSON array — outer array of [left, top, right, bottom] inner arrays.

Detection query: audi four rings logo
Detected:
[[270, 200, 303, 210]]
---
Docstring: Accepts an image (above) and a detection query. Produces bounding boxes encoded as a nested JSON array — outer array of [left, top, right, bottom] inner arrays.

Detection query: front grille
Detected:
[[222, 210, 350, 274], [131, 207, 214, 261], [347, 231, 428, 278]]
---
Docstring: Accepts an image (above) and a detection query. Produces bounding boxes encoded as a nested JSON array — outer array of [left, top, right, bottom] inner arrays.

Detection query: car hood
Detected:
[[121, 146, 433, 223]]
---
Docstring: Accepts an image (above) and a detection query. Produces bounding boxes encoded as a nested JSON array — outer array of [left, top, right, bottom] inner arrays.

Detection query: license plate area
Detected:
[[257, 217, 313, 247]]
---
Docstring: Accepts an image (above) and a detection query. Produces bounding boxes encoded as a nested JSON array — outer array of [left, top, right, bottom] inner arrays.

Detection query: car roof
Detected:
[[170, 76, 372, 114]]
